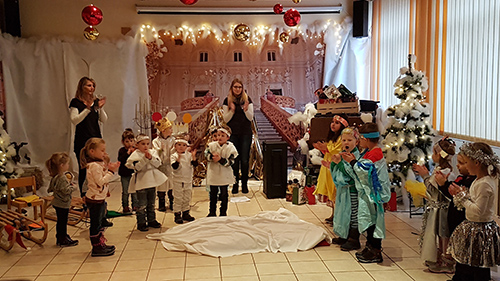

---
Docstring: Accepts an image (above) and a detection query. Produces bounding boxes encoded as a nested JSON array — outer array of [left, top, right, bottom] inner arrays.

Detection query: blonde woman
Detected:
[[69, 77, 107, 197], [222, 79, 254, 194]]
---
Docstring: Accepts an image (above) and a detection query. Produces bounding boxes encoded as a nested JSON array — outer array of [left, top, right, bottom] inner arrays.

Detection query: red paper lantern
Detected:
[[283, 9, 301, 27], [81, 4, 103, 26], [180, 0, 198, 5], [152, 112, 162, 122], [273, 4, 283, 14]]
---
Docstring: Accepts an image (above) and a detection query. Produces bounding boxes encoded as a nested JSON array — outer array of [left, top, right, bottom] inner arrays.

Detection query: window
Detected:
[[267, 51, 276, 61], [233, 52, 242, 62], [199, 52, 208, 62]]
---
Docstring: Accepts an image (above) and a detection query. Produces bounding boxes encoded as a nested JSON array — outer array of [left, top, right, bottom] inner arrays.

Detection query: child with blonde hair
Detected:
[[327, 127, 361, 251], [340, 123, 391, 263], [448, 142, 500, 281], [153, 118, 175, 211], [46, 152, 78, 247], [80, 138, 119, 256], [413, 137, 456, 272], [127, 134, 167, 231]]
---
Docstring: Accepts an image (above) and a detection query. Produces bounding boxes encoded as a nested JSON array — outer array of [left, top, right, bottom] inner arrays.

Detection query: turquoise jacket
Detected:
[[330, 148, 360, 239], [344, 148, 391, 239]]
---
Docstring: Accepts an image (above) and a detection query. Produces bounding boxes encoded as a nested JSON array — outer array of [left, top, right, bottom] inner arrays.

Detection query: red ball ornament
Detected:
[[180, 0, 198, 5], [152, 112, 162, 122], [283, 9, 301, 27], [273, 4, 284, 14], [82, 4, 103, 26]]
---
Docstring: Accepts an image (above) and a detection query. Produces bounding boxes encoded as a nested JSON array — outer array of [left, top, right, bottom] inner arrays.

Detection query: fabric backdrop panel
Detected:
[[0, 36, 69, 169], [323, 20, 372, 101], [0, 34, 148, 175]]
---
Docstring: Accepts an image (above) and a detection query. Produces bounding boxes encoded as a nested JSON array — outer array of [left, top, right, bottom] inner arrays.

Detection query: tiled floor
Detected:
[[1, 179, 498, 281]]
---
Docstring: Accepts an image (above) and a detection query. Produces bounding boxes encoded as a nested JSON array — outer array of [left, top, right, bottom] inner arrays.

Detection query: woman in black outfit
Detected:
[[222, 79, 254, 194], [69, 77, 107, 198]]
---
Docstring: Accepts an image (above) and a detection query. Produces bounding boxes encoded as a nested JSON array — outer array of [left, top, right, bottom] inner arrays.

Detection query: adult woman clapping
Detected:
[[69, 77, 108, 197], [222, 79, 254, 194]]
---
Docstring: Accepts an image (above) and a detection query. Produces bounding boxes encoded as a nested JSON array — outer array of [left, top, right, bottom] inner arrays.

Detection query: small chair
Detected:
[[7, 176, 45, 222]]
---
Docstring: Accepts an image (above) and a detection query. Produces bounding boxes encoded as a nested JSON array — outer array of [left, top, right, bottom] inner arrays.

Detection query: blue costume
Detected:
[[330, 148, 360, 239], [343, 147, 391, 239]]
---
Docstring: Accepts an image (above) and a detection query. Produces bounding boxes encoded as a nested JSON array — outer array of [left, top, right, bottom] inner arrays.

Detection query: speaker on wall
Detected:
[[0, 0, 21, 37], [353, 0, 368, 38]]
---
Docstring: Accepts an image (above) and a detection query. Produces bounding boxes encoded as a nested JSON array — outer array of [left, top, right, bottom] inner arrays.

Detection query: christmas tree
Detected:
[[382, 54, 434, 188], [0, 116, 23, 203]]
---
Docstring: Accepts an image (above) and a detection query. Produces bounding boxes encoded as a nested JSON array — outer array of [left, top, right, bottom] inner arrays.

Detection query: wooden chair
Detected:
[[7, 176, 45, 222]]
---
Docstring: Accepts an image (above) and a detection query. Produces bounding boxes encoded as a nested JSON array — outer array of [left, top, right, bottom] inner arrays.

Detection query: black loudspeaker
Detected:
[[263, 141, 287, 199], [353, 0, 369, 38], [0, 0, 21, 37]]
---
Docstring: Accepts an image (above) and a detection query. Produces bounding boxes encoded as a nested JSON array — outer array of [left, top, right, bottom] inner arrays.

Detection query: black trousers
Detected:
[[209, 185, 228, 215], [54, 206, 69, 241], [86, 200, 105, 236], [75, 145, 86, 197], [366, 224, 382, 249]]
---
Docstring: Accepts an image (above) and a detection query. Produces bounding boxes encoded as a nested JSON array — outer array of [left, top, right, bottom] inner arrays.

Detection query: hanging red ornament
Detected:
[[81, 4, 103, 26], [273, 4, 284, 14], [152, 112, 162, 122], [283, 9, 301, 27], [180, 0, 198, 5]]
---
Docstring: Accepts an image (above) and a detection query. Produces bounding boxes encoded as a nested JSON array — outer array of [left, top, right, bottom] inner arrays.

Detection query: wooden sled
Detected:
[[42, 196, 88, 226], [0, 220, 17, 251], [0, 210, 48, 245]]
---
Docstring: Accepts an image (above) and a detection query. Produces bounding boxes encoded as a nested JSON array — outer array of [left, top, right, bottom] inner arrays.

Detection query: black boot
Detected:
[[332, 237, 348, 245], [57, 235, 78, 247], [101, 218, 113, 228], [157, 191, 167, 212], [98, 232, 115, 251], [174, 212, 184, 224], [90, 234, 115, 257], [232, 182, 239, 194], [167, 190, 174, 211], [182, 210, 195, 222], [357, 244, 383, 263], [341, 228, 361, 251], [241, 182, 249, 194]]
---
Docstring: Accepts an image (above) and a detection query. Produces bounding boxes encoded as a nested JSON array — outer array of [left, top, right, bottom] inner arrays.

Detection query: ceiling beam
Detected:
[[136, 5, 342, 15]]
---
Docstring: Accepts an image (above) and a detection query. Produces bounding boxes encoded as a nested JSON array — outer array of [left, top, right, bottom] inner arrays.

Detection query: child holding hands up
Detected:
[[127, 134, 167, 232], [205, 127, 238, 217], [448, 142, 500, 281]]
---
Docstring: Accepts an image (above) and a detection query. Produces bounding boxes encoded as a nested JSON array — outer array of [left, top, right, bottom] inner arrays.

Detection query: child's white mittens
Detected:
[[440, 168, 451, 175]]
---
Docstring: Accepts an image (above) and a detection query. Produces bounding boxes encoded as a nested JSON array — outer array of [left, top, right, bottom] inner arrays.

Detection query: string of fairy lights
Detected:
[[139, 20, 344, 55]]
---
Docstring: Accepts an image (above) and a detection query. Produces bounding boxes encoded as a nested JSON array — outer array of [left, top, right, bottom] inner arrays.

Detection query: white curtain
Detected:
[[442, 0, 500, 142], [0, 34, 149, 172], [323, 20, 372, 101], [376, 0, 411, 110]]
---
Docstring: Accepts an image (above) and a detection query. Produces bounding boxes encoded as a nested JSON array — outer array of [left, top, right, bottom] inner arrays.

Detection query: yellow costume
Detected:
[[313, 138, 342, 201]]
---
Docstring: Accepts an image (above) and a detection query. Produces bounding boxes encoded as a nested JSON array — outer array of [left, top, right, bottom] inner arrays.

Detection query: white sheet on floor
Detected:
[[147, 208, 331, 257]]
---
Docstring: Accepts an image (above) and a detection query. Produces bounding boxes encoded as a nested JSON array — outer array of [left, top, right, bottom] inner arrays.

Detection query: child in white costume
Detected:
[[205, 127, 238, 216], [127, 134, 167, 232], [153, 117, 175, 211], [171, 135, 198, 224], [448, 142, 500, 281]]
